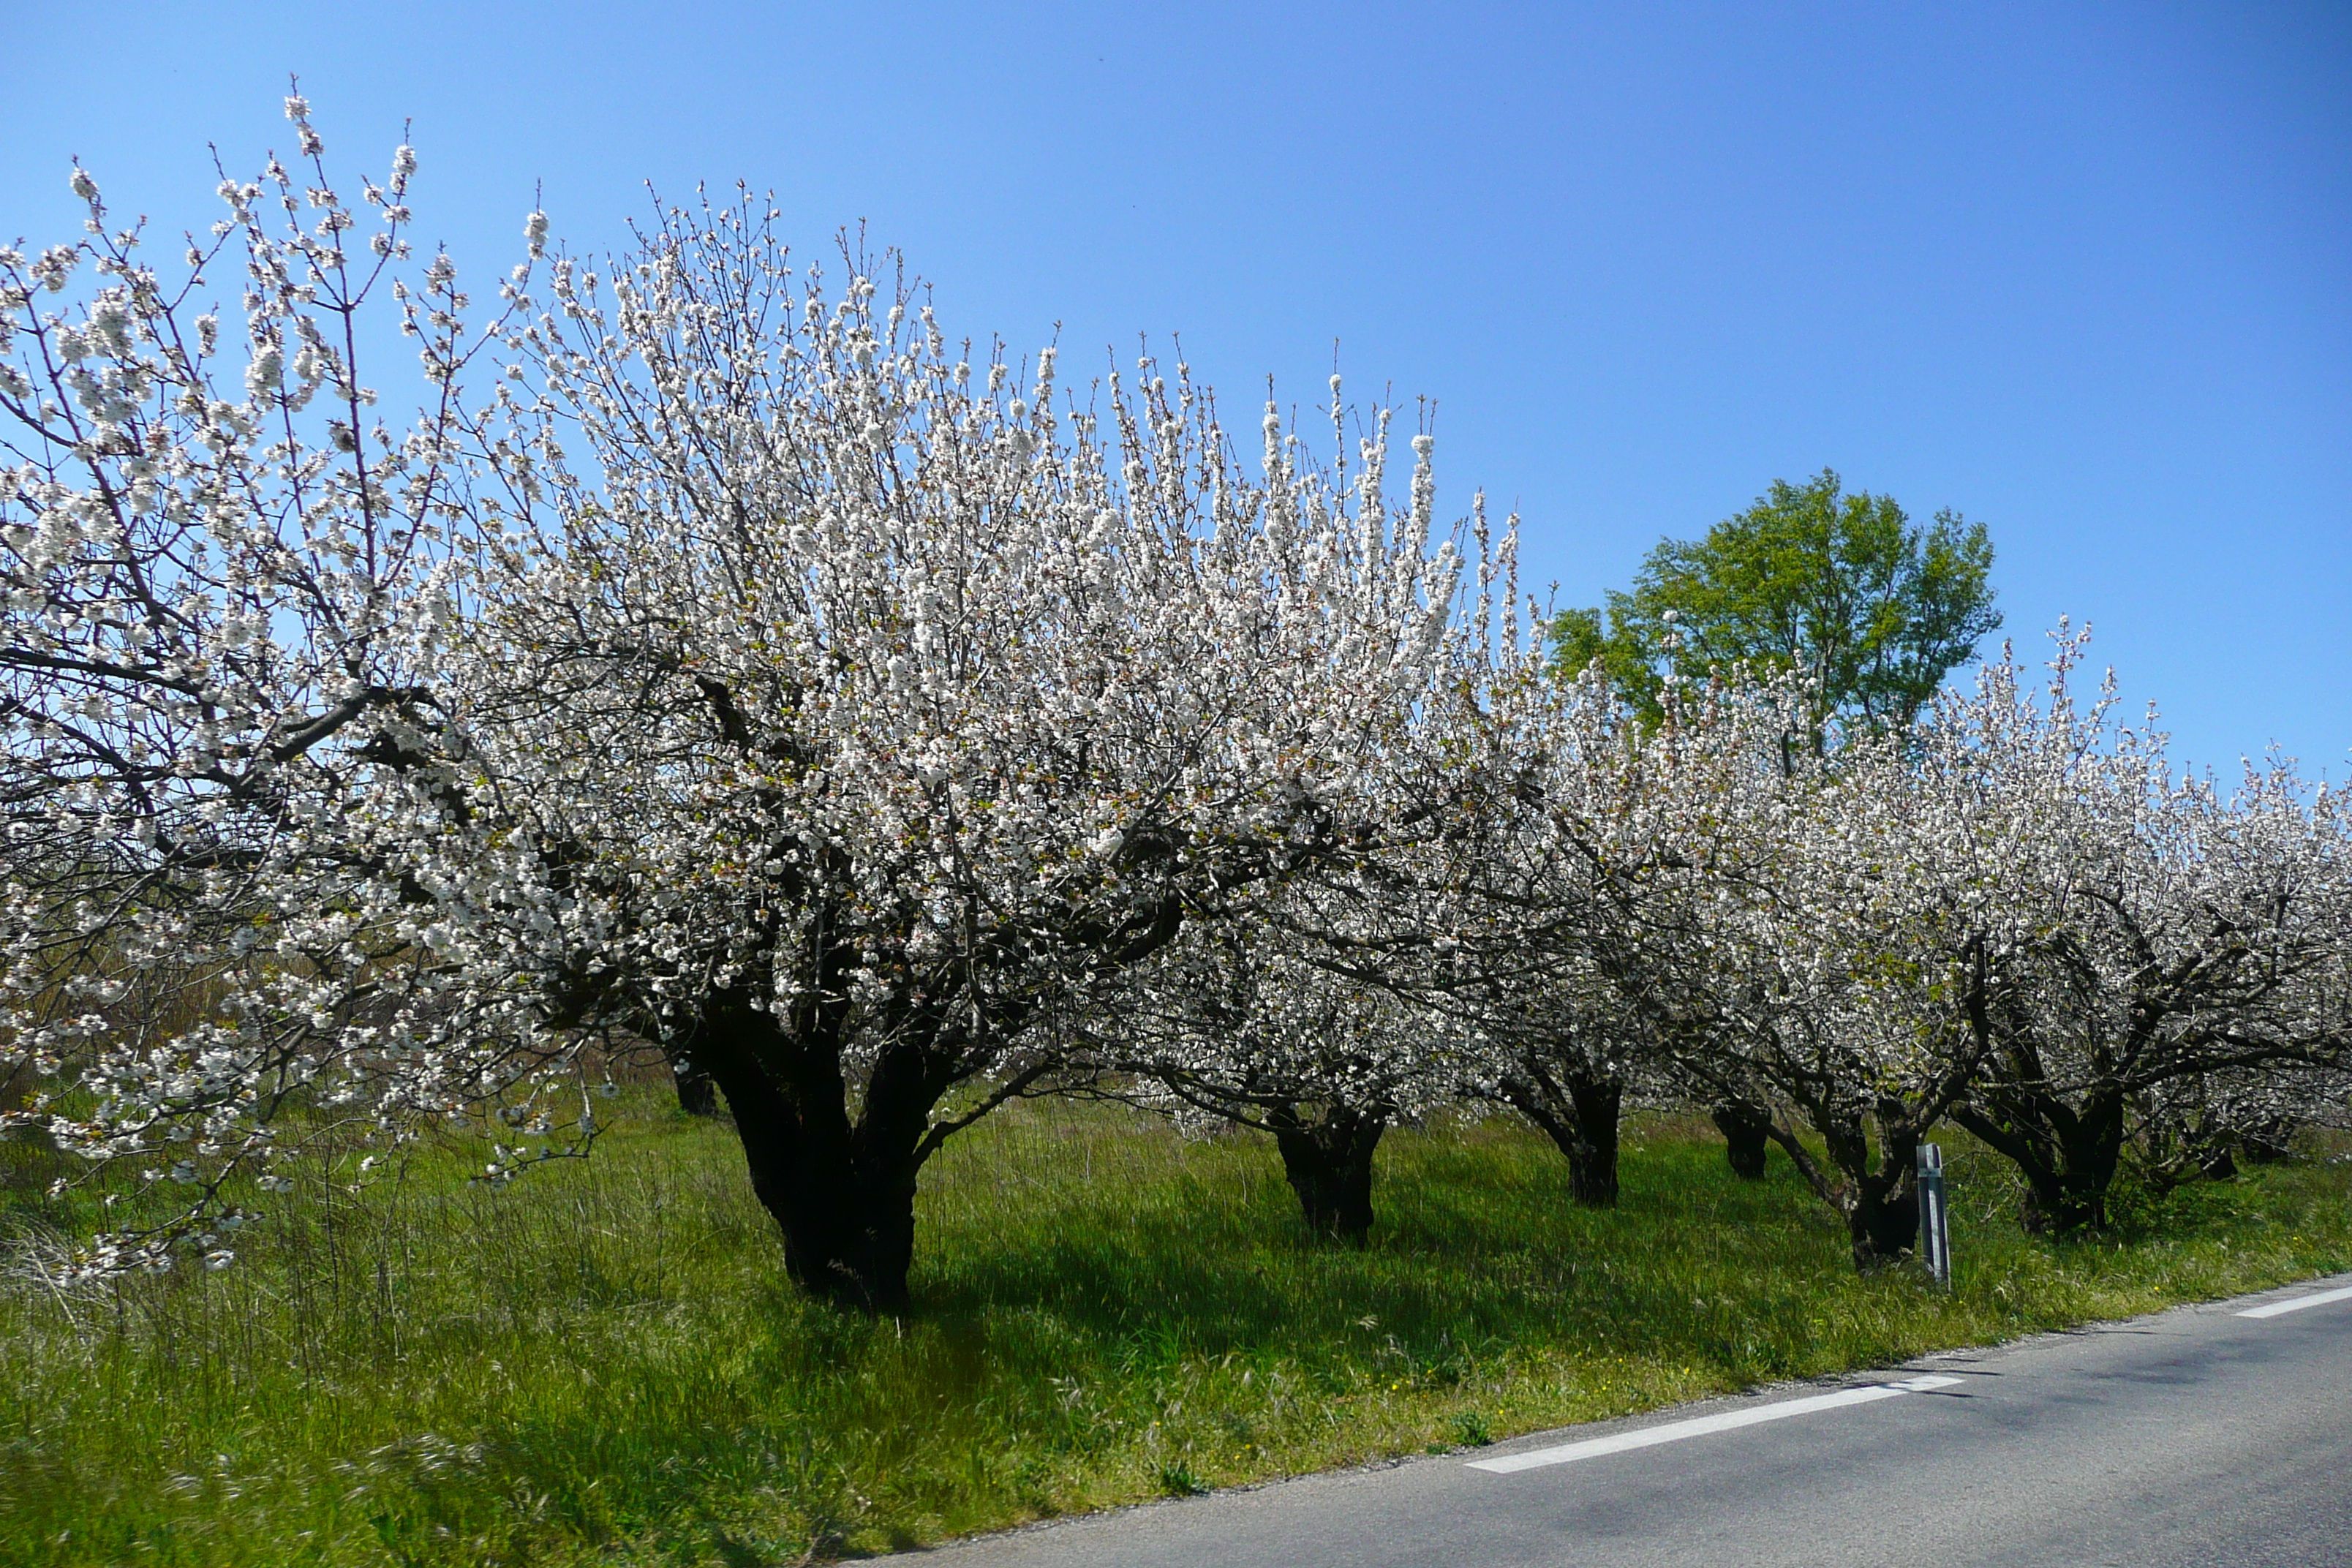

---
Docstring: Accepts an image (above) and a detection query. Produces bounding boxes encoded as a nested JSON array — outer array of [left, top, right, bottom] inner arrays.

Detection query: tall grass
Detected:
[[3, 1099, 2347, 1565]]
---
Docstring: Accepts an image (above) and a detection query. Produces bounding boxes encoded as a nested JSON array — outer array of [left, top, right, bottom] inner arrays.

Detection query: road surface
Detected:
[[906, 1273, 2352, 1567]]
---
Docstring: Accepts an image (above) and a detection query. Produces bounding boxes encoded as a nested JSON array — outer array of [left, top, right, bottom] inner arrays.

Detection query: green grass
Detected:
[[2, 1100, 2348, 1566]]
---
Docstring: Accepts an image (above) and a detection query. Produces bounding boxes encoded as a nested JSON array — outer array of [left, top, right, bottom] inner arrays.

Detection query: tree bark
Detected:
[[1267, 1102, 1387, 1245], [1710, 1101, 1772, 1180], [671, 1056, 720, 1117], [1952, 1091, 2125, 1235], [1504, 1069, 1623, 1207], [2237, 1116, 2299, 1165], [1765, 1109, 1920, 1270], [685, 997, 943, 1313], [1847, 1171, 1922, 1265], [1831, 1115, 1921, 1267]]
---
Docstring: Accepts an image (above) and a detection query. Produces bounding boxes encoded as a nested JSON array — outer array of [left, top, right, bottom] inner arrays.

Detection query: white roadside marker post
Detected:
[[1917, 1143, 1951, 1288]]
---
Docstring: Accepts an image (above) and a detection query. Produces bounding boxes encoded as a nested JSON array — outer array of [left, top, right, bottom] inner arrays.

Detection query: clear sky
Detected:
[[4, 2, 2345, 774]]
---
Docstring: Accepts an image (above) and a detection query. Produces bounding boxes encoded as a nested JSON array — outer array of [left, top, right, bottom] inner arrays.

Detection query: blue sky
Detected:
[[5, 2, 2345, 773]]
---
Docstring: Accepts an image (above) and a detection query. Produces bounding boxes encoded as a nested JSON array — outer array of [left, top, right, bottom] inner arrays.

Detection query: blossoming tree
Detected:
[[0, 99, 546, 1276], [1934, 639, 2352, 1230], [422, 197, 1508, 1308]]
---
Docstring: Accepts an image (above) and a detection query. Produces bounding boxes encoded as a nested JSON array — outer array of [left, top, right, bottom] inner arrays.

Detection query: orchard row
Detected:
[[5, 104, 2345, 1310]]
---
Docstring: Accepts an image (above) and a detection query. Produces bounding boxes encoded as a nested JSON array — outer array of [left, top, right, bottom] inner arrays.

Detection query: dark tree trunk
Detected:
[[1848, 1173, 1922, 1266], [1268, 1103, 1387, 1245], [1501, 1066, 1624, 1207], [1953, 1091, 2126, 1235], [2238, 1117, 2299, 1165], [1831, 1115, 1921, 1268], [2141, 1102, 2239, 1188], [1765, 1110, 1919, 1270], [671, 1056, 720, 1117], [1560, 1074, 1623, 1207], [685, 998, 946, 1314], [1711, 1102, 1772, 1180]]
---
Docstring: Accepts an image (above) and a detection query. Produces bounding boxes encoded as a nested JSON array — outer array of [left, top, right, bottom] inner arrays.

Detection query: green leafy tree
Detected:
[[1550, 469, 1999, 749]]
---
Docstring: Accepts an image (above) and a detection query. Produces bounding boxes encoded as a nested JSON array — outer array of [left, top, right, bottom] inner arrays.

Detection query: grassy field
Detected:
[[2, 1097, 2348, 1567]]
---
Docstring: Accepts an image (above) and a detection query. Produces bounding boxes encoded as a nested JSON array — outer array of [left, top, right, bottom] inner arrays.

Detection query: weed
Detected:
[[1156, 1462, 1205, 1497]]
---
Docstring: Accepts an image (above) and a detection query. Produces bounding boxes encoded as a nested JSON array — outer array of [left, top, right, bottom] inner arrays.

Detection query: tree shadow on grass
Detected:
[[904, 1128, 1864, 1392]]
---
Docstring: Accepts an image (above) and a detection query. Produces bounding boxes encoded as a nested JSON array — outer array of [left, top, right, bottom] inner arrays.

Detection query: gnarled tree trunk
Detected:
[[1268, 1102, 1387, 1245], [1710, 1101, 1772, 1180], [670, 1055, 720, 1117], [1951, 1090, 2126, 1235], [684, 997, 950, 1314], [2237, 1116, 2299, 1165], [1503, 1067, 1624, 1207], [1766, 1107, 1921, 1270], [1847, 1170, 1923, 1264]]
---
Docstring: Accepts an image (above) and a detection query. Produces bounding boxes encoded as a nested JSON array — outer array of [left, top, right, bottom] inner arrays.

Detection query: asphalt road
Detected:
[[906, 1273, 2352, 1567]]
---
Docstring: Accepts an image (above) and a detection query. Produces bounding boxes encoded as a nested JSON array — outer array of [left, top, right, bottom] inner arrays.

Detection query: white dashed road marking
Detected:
[[2236, 1284, 2352, 1319], [1467, 1375, 1966, 1474]]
